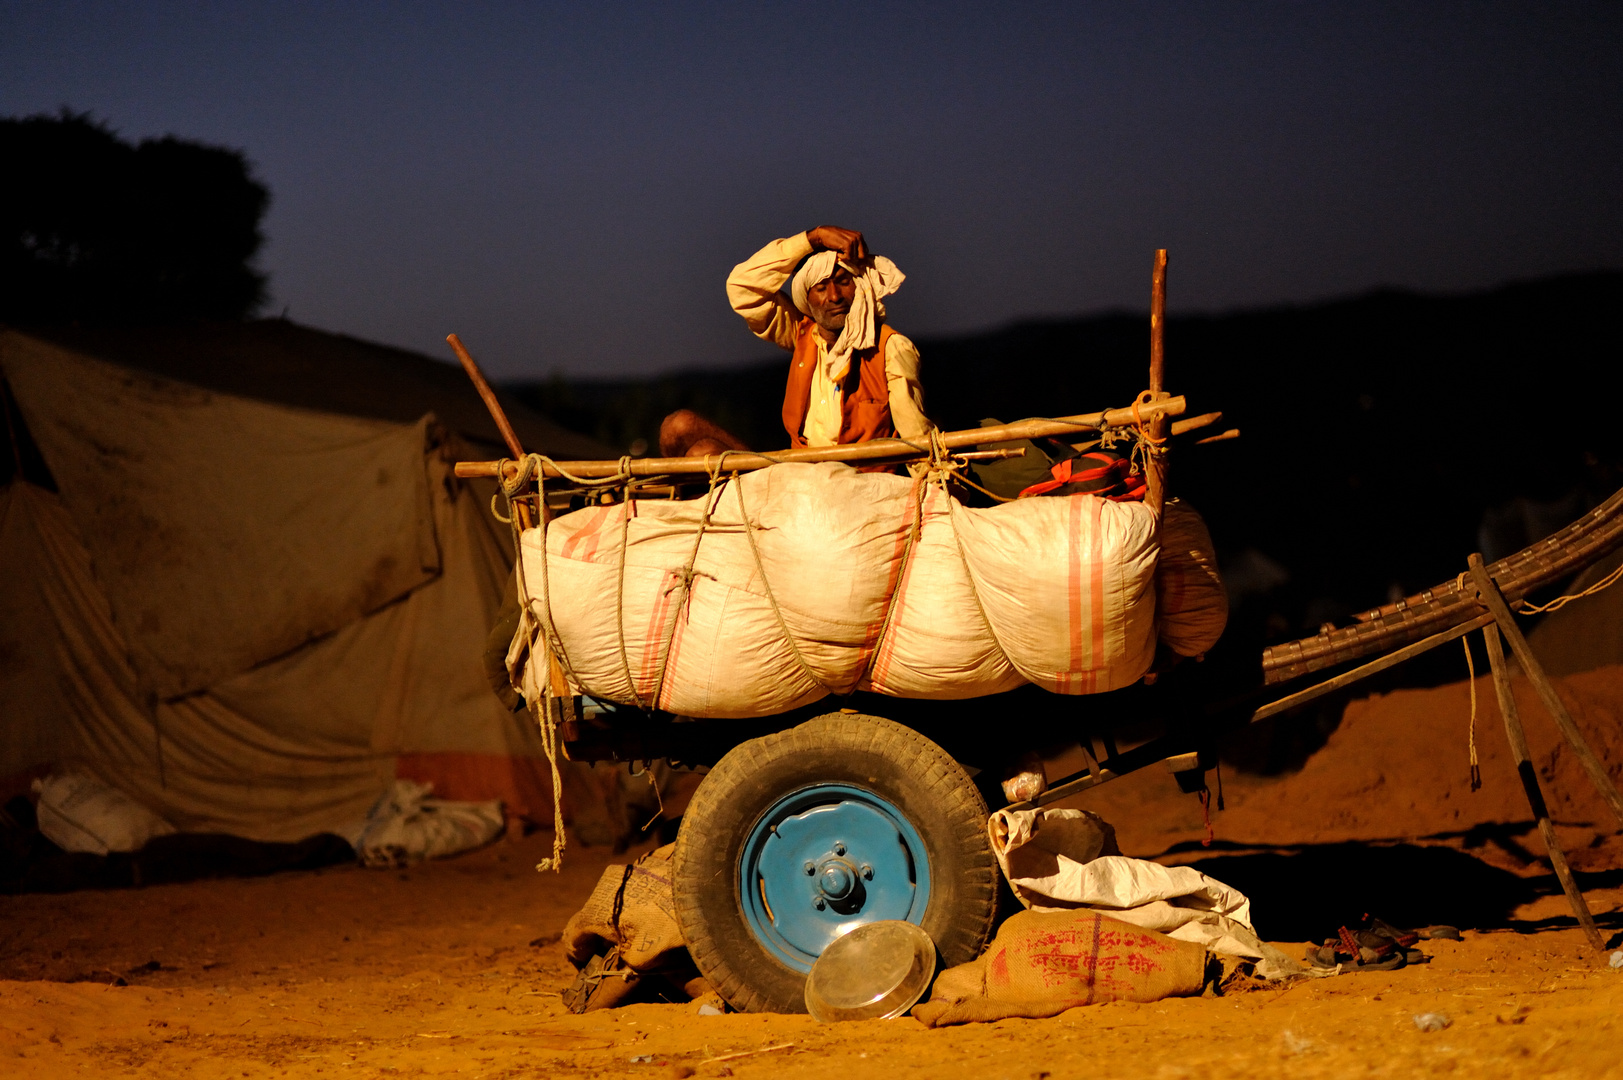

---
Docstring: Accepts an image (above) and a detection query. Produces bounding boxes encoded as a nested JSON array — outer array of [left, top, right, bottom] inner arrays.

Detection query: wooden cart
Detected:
[[447, 257, 1623, 1012]]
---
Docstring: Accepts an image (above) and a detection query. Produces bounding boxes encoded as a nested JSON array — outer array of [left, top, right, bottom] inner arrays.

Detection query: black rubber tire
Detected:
[[671, 713, 997, 1014]]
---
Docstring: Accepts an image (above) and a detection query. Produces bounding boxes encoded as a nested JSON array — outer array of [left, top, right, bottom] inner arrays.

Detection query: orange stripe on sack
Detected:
[[580, 502, 632, 564], [656, 587, 690, 712], [1059, 494, 1085, 693], [560, 505, 609, 560], [1082, 495, 1105, 694], [636, 570, 678, 702]]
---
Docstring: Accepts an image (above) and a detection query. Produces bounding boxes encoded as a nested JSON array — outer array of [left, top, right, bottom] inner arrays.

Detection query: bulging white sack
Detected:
[[519, 462, 1162, 717], [1154, 500, 1228, 658], [33, 771, 177, 855]]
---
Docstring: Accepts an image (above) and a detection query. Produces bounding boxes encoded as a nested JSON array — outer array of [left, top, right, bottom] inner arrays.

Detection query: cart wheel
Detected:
[[672, 713, 997, 1013]]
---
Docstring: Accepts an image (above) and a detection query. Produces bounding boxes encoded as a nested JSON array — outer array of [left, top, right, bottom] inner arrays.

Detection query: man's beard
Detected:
[[813, 310, 848, 335]]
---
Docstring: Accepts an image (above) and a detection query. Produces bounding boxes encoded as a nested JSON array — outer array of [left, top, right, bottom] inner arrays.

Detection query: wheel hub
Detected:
[[817, 859, 855, 902], [739, 784, 931, 972]]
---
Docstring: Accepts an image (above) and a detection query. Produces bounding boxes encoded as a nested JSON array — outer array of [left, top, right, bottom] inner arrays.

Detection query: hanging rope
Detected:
[[492, 455, 641, 874], [531, 685, 567, 874], [1463, 635, 1481, 791], [1517, 559, 1623, 614]]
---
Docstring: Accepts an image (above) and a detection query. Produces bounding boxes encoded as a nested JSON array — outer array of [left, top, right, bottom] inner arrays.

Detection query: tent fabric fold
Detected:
[[3, 329, 441, 700], [1, 327, 563, 843]]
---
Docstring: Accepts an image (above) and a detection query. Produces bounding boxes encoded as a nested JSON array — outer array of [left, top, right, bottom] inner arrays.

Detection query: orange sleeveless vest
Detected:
[[781, 320, 897, 448]]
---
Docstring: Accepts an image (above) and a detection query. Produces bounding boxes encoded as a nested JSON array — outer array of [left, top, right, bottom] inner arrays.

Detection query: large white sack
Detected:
[[32, 771, 177, 855], [861, 484, 1026, 698], [346, 779, 505, 868], [1155, 500, 1228, 658], [527, 465, 917, 715], [946, 487, 1159, 695], [519, 462, 1161, 717]]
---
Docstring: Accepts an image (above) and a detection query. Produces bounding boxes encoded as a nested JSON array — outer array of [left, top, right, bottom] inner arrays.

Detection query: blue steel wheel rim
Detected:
[[738, 783, 931, 973]]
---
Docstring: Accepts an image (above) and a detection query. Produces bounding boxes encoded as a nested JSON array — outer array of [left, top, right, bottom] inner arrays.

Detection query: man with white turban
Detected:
[[658, 226, 932, 458]]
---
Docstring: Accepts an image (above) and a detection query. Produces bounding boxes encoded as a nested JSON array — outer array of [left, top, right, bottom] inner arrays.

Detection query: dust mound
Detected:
[[1081, 664, 1623, 867]]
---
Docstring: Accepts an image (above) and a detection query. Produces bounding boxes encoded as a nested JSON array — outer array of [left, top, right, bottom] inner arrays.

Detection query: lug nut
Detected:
[[804, 861, 816, 875], [860, 864, 873, 879], [814, 897, 826, 910], [833, 843, 846, 856]]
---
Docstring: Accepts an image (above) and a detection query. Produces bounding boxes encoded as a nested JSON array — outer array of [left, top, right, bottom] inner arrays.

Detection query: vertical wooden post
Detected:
[[1480, 621, 1603, 951], [1149, 249, 1167, 398], [446, 334, 570, 704], [1467, 554, 1623, 829], [1145, 250, 1170, 515]]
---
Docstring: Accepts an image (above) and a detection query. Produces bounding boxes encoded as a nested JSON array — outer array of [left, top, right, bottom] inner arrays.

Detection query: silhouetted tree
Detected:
[[0, 111, 270, 324]]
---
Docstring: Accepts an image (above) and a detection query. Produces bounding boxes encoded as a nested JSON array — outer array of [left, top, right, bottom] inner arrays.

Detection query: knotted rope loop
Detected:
[[1129, 390, 1169, 447]]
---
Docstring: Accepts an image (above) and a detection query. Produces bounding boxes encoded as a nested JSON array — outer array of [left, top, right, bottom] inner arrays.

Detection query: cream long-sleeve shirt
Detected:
[[726, 233, 931, 448]]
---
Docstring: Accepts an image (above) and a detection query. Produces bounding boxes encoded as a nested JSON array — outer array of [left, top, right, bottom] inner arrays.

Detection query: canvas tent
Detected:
[[0, 322, 611, 844]]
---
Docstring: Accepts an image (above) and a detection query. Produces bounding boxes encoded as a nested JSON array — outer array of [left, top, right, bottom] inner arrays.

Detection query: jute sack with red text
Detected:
[[913, 909, 1212, 1027], [563, 842, 685, 971]]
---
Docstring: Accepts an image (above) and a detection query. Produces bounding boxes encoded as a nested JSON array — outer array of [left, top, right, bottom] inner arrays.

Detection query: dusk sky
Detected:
[[4, 2, 1619, 379]]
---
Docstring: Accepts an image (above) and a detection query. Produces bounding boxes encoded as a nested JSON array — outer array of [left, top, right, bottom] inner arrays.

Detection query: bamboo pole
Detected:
[[453, 396, 1188, 482], [1250, 612, 1494, 724], [1263, 485, 1623, 683], [1480, 619, 1604, 952]]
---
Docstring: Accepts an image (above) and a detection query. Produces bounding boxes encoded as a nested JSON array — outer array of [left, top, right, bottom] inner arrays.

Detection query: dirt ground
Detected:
[[5, 665, 1623, 1080]]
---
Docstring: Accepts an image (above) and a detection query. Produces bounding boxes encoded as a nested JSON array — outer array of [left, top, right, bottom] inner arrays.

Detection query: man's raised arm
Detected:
[[726, 233, 813, 349], [725, 227, 870, 349]]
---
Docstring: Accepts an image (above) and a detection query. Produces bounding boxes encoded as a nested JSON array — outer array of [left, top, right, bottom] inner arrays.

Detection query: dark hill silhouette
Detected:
[[510, 270, 1623, 662]]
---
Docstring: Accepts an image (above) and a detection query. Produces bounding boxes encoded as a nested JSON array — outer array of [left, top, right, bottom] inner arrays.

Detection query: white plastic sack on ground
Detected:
[[1154, 499, 1228, 658], [990, 807, 1308, 980], [32, 771, 177, 855], [349, 779, 505, 868], [519, 463, 1160, 717]]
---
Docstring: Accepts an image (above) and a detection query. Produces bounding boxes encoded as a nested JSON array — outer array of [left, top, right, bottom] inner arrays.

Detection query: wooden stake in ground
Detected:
[[1478, 619, 1603, 952]]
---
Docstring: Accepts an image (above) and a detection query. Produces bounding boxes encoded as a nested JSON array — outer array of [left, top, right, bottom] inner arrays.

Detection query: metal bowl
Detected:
[[803, 920, 937, 1022]]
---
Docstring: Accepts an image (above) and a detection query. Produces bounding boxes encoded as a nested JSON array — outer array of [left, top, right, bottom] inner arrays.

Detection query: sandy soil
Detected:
[[5, 666, 1623, 1080]]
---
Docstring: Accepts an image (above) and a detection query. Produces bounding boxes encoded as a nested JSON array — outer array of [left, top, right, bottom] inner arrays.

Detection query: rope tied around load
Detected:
[[486, 394, 1186, 868], [493, 456, 611, 874]]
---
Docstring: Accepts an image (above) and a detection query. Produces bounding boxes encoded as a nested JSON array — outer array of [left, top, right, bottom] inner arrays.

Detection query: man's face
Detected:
[[806, 267, 857, 334]]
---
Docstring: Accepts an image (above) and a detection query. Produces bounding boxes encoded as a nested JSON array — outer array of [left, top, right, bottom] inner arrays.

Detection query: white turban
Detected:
[[790, 250, 906, 382]]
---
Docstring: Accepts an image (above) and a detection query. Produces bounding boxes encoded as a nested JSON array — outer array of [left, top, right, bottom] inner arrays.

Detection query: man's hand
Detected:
[[806, 225, 868, 262]]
